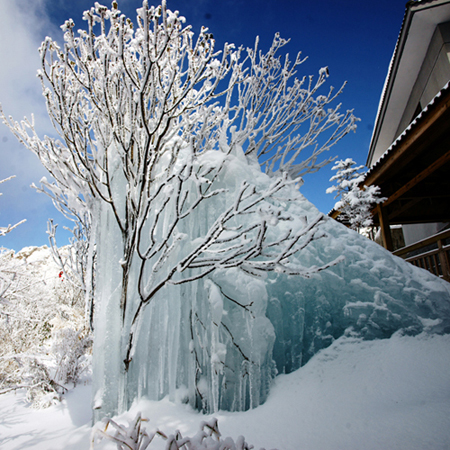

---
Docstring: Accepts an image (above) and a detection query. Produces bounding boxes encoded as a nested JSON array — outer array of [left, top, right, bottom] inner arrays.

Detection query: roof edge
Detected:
[[366, 1, 412, 166], [364, 79, 450, 184], [367, 0, 450, 167]]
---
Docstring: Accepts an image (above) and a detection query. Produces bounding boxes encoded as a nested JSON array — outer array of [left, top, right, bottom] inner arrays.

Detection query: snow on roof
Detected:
[[365, 79, 450, 178], [368, 11, 407, 160], [367, 0, 450, 166]]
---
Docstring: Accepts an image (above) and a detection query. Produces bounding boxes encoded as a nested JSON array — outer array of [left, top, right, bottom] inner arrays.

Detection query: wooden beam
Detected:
[[365, 88, 450, 187], [329, 209, 341, 220], [377, 204, 393, 251], [383, 149, 450, 208], [387, 197, 422, 220]]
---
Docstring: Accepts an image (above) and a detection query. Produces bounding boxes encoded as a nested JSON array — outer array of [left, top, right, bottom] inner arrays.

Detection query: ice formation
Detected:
[[3, 1, 448, 423], [91, 147, 450, 420], [267, 198, 450, 373]]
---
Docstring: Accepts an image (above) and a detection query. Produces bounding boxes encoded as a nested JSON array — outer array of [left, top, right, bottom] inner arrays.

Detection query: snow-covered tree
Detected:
[[327, 158, 385, 231], [1, 1, 358, 417], [36, 178, 95, 331]]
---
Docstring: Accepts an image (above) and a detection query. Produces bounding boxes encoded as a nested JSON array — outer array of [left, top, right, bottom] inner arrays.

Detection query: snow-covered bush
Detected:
[[0, 355, 64, 408], [0, 246, 91, 407], [327, 158, 385, 231], [0, 248, 54, 354], [91, 415, 269, 450], [0, 178, 90, 407], [52, 326, 92, 386], [0, 246, 84, 353]]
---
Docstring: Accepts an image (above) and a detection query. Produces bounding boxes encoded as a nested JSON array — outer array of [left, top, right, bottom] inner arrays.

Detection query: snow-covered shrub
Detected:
[[0, 246, 84, 354], [0, 248, 54, 354], [0, 246, 91, 406], [52, 326, 92, 386], [0, 355, 65, 408], [91, 415, 269, 450]]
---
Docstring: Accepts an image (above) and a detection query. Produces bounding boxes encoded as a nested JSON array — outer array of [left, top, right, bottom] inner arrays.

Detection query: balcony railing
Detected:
[[392, 229, 450, 282]]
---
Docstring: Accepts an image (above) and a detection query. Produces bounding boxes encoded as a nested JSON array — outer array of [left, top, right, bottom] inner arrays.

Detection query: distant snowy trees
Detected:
[[327, 158, 385, 232], [1, 1, 357, 417]]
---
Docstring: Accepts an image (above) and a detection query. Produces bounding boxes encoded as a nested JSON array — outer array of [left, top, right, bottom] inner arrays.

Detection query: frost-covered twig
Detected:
[[0, 176, 26, 237], [91, 415, 272, 450], [0, 354, 65, 407]]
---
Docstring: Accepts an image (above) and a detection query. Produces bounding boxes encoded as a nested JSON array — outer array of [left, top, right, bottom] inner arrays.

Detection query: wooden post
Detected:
[[438, 238, 450, 282], [377, 204, 393, 251]]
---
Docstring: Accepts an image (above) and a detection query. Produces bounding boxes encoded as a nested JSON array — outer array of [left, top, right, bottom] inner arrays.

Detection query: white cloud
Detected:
[[0, 0, 69, 250], [0, 0, 53, 120]]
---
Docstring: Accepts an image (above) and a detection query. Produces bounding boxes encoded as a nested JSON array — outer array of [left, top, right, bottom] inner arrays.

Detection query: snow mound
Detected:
[[2, 332, 450, 450]]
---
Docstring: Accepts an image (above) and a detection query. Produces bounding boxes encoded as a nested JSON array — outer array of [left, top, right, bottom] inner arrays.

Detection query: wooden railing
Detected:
[[393, 229, 450, 282]]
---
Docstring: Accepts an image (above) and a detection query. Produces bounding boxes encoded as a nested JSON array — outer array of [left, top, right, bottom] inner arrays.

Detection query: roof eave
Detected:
[[367, 0, 450, 167]]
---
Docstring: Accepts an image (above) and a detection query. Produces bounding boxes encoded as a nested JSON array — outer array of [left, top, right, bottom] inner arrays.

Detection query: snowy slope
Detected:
[[2, 332, 450, 450]]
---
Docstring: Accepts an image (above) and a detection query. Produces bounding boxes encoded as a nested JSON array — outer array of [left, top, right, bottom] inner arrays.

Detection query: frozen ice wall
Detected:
[[91, 147, 450, 421], [92, 147, 278, 420], [268, 197, 450, 374]]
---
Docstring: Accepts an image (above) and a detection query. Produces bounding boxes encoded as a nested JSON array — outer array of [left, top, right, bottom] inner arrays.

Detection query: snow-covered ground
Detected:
[[2, 332, 450, 450]]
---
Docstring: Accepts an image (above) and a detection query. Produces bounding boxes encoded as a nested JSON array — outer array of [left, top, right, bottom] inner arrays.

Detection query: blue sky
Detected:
[[0, 0, 408, 251]]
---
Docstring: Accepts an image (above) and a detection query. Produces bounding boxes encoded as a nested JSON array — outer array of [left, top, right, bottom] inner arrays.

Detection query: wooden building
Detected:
[[362, 0, 450, 280]]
